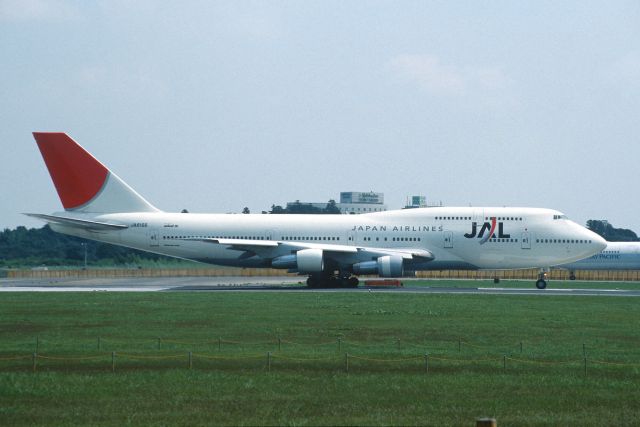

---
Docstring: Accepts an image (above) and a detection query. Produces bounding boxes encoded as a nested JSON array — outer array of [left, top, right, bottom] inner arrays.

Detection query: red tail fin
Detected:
[[33, 132, 108, 210], [33, 132, 159, 213]]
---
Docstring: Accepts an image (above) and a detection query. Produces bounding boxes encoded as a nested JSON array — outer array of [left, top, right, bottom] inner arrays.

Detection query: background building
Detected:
[[284, 191, 387, 214], [403, 195, 443, 209], [338, 191, 387, 214], [404, 195, 427, 209]]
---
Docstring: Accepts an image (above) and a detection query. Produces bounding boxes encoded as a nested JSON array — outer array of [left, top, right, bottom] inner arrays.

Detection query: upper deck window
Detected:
[[553, 214, 568, 220]]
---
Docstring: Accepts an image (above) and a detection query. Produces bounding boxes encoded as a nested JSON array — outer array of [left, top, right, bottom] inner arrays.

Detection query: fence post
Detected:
[[583, 343, 586, 357], [425, 353, 429, 373], [36, 336, 39, 353], [458, 339, 461, 352], [267, 352, 271, 372], [345, 353, 349, 373], [98, 337, 101, 350], [584, 356, 587, 376], [503, 355, 506, 372], [520, 341, 522, 354], [112, 351, 116, 372], [338, 337, 341, 352], [189, 351, 192, 370], [397, 338, 401, 350], [32, 352, 37, 372], [218, 337, 221, 351], [278, 337, 281, 351], [476, 418, 497, 427], [157, 337, 161, 350]]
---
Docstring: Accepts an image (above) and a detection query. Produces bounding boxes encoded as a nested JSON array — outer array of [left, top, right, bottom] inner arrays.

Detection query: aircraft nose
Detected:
[[592, 233, 607, 252], [580, 224, 606, 252]]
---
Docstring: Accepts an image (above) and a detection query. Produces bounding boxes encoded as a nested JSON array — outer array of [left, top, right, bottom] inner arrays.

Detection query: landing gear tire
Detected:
[[493, 277, 500, 284], [307, 274, 358, 288], [307, 275, 321, 288], [338, 276, 359, 288], [328, 276, 338, 287], [535, 279, 547, 290], [569, 273, 576, 280]]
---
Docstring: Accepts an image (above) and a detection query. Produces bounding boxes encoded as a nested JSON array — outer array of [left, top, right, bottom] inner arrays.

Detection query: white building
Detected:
[[284, 191, 388, 214], [338, 191, 387, 214]]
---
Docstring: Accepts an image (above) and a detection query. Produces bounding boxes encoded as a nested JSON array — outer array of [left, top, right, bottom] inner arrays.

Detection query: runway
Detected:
[[1, 276, 640, 296]]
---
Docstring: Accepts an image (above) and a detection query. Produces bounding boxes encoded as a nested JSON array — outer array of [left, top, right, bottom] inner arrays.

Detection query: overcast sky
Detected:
[[2, 1, 639, 232]]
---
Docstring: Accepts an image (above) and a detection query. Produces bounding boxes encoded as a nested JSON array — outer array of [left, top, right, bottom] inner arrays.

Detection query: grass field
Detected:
[[1, 286, 639, 426], [406, 278, 640, 290]]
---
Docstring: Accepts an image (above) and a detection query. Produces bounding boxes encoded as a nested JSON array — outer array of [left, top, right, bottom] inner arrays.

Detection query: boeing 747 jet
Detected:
[[27, 132, 606, 289], [557, 241, 640, 280]]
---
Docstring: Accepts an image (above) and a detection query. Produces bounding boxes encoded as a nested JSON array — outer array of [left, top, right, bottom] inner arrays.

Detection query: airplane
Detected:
[[26, 132, 607, 289], [555, 241, 640, 280]]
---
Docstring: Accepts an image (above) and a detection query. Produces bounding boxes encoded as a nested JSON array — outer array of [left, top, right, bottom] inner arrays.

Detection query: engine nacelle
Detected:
[[377, 255, 404, 277], [272, 249, 324, 273], [352, 261, 378, 275], [352, 255, 405, 277], [271, 254, 297, 269]]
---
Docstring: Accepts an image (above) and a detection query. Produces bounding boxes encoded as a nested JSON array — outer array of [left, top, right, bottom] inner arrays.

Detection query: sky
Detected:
[[1, 1, 640, 232]]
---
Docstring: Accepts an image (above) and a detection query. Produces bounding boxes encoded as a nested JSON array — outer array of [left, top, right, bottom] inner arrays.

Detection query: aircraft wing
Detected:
[[185, 237, 434, 268]]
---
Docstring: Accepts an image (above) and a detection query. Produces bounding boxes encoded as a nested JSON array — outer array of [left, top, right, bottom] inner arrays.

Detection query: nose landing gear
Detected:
[[535, 269, 549, 289]]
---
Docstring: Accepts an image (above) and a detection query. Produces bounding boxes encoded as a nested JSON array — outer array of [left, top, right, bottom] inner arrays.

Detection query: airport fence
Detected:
[[5, 267, 299, 279], [415, 269, 640, 281], [1, 335, 639, 376], [6, 268, 640, 281]]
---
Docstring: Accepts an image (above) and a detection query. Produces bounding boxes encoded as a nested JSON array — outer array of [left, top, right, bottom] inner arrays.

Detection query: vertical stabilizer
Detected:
[[33, 132, 160, 213]]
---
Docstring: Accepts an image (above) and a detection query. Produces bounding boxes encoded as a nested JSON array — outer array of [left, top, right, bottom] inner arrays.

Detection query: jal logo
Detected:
[[464, 217, 511, 245]]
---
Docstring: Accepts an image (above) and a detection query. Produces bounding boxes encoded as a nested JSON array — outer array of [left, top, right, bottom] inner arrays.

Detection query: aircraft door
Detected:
[[521, 232, 531, 249], [444, 231, 453, 248], [148, 229, 160, 248], [348, 231, 357, 245]]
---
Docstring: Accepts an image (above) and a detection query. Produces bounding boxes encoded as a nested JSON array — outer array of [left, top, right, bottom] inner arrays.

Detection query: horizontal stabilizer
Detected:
[[24, 213, 128, 231]]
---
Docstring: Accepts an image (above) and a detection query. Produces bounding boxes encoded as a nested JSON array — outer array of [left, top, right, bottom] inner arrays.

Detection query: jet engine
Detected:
[[271, 248, 324, 273], [352, 255, 404, 277]]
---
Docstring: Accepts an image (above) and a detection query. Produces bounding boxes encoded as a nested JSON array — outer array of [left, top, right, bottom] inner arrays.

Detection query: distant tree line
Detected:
[[586, 220, 638, 242], [0, 225, 177, 268], [269, 200, 341, 215]]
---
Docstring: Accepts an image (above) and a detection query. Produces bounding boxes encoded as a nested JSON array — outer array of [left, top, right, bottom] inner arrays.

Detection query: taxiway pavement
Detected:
[[1, 276, 639, 297]]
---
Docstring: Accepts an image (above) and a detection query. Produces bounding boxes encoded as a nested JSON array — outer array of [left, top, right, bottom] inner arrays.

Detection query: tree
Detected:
[[586, 220, 638, 241], [270, 205, 286, 214], [324, 199, 341, 214], [287, 201, 322, 214], [242, 207, 250, 214], [0, 225, 180, 267]]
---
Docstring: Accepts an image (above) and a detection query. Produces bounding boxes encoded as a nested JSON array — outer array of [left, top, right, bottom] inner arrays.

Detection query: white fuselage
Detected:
[[51, 206, 605, 271]]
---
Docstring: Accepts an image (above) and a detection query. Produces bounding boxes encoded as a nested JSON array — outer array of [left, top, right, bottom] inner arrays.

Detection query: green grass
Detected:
[[1, 291, 639, 426], [406, 278, 640, 290]]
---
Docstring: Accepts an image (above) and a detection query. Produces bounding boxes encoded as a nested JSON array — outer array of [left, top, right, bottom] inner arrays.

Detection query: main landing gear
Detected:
[[535, 269, 549, 289], [306, 273, 359, 288]]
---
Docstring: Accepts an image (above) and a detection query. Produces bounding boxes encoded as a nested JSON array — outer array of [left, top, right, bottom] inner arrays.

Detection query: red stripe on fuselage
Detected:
[[33, 132, 108, 210], [488, 217, 497, 239]]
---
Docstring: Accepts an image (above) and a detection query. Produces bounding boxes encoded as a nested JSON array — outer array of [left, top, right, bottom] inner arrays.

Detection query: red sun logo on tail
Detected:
[[33, 132, 109, 210]]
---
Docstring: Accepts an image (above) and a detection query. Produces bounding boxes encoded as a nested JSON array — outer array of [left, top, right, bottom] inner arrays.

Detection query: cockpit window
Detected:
[[553, 214, 568, 220]]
